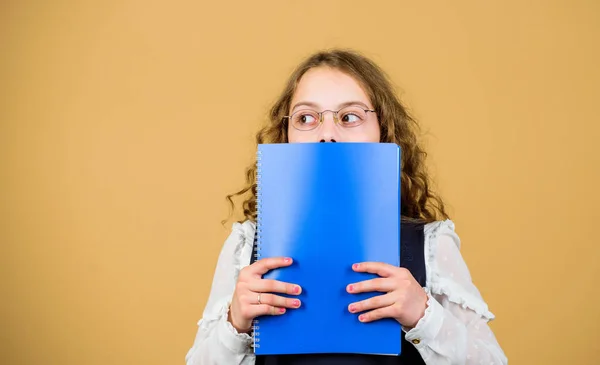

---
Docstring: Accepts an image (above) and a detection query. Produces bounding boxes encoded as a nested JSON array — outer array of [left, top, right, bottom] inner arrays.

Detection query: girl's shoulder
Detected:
[[423, 219, 457, 243], [423, 219, 495, 319]]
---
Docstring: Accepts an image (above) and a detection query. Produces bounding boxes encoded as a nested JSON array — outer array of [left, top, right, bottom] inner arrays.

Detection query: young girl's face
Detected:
[[287, 67, 381, 143]]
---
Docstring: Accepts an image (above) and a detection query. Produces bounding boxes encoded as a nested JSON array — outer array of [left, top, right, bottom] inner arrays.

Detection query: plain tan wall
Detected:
[[1, 1, 599, 364]]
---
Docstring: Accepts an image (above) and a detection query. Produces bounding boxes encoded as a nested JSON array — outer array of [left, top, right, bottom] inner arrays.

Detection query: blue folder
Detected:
[[254, 142, 401, 356]]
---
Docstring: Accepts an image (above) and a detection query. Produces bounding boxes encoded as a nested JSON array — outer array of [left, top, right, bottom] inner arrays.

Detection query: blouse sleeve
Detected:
[[185, 221, 257, 365], [404, 220, 508, 364]]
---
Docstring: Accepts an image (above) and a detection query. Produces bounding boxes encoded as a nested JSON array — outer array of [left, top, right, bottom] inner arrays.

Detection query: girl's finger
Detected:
[[247, 304, 288, 318], [247, 279, 302, 295], [347, 277, 395, 293], [352, 262, 397, 277], [348, 293, 394, 313], [249, 257, 294, 276], [357, 305, 395, 323], [250, 292, 302, 309]]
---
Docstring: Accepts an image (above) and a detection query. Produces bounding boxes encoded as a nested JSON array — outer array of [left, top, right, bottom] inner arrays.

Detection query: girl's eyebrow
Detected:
[[290, 100, 371, 112]]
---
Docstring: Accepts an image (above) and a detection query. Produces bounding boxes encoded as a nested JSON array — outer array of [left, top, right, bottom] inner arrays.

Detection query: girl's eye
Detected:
[[292, 111, 319, 128], [341, 113, 362, 124]]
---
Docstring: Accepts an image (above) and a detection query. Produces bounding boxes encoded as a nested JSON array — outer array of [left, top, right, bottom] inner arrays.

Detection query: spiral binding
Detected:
[[252, 149, 263, 350]]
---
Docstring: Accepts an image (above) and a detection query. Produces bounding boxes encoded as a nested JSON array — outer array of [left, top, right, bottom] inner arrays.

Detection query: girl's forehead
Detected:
[[292, 67, 371, 110]]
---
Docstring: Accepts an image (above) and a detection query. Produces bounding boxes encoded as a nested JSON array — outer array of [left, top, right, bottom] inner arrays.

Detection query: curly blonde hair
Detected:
[[225, 49, 448, 224]]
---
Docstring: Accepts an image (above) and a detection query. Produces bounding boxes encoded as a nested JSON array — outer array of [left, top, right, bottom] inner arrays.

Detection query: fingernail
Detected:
[[279, 308, 286, 313], [347, 284, 354, 292], [292, 299, 300, 307], [284, 257, 292, 263], [359, 314, 365, 322], [353, 263, 359, 270], [293, 286, 300, 294], [349, 304, 356, 312]]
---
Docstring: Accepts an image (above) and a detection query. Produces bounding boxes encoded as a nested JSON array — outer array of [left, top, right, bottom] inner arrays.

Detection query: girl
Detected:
[[185, 49, 507, 365]]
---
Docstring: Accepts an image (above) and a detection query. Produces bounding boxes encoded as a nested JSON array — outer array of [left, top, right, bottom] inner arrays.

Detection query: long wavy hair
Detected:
[[224, 49, 448, 224]]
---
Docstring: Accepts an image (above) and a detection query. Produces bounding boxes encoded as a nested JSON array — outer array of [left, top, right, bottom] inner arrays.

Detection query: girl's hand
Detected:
[[228, 257, 302, 333], [346, 262, 428, 328]]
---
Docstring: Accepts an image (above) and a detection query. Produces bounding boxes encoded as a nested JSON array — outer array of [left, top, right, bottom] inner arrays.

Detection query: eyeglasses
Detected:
[[283, 105, 376, 131]]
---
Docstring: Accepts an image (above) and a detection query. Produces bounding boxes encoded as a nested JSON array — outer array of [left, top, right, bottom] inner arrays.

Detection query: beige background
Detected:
[[2, 1, 599, 364]]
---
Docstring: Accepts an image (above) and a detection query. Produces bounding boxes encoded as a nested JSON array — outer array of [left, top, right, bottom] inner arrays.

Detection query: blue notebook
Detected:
[[254, 142, 401, 356]]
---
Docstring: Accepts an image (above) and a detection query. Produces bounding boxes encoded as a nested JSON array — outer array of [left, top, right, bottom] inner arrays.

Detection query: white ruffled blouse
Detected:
[[185, 220, 508, 365]]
